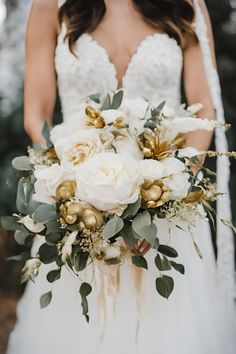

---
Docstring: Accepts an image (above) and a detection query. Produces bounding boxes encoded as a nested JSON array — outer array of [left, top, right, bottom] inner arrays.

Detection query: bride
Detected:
[[6, 0, 236, 353]]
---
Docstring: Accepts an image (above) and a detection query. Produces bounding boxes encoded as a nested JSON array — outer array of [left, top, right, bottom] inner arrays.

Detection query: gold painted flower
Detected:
[[141, 179, 171, 208], [59, 200, 104, 231], [139, 132, 172, 160], [56, 180, 76, 201]]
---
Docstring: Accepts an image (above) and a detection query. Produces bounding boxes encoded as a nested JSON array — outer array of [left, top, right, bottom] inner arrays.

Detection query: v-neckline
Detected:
[[82, 32, 170, 90]]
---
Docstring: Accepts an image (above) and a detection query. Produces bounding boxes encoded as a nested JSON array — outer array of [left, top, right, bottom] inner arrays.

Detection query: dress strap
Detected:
[[193, 0, 235, 304]]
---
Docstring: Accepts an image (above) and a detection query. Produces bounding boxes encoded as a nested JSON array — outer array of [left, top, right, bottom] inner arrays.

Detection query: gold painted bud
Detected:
[[113, 117, 126, 129], [183, 188, 204, 204], [45, 148, 59, 164], [56, 180, 76, 201], [141, 179, 170, 208], [85, 106, 99, 119], [172, 135, 186, 149], [94, 116, 105, 129], [59, 200, 104, 230]]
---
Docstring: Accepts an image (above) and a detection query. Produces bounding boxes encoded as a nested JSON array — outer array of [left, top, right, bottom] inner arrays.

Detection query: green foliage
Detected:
[[74, 251, 89, 272], [132, 211, 157, 247], [46, 269, 61, 283], [102, 217, 124, 240], [38, 244, 58, 264], [79, 282, 92, 322], [156, 275, 174, 299], [40, 291, 52, 309], [132, 255, 148, 269]]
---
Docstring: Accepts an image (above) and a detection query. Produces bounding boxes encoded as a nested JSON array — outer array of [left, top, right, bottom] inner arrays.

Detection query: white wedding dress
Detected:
[[6, 2, 236, 354]]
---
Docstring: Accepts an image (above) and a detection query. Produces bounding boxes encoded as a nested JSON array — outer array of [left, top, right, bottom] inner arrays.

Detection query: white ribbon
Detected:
[[193, 0, 235, 302]]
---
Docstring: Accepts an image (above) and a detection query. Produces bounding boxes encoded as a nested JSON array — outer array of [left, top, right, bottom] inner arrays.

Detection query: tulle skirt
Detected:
[[6, 217, 236, 354]]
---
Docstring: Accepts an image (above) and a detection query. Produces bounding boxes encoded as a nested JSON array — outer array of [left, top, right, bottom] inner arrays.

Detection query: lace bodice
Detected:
[[55, 24, 183, 122]]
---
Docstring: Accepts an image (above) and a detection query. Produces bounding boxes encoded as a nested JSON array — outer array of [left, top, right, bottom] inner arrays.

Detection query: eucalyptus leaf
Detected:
[[120, 222, 137, 247], [0, 216, 22, 231], [74, 251, 89, 272], [14, 230, 31, 246], [132, 212, 157, 247], [39, 244, 58, 264], [102, 217, 124, 240], [16, 178, 34, 214], [46, 232, 63, 244], [79, 282, 92, 322], [156, 275, 174, 299], [132, 255, 148, 269], [132, 210, 151, 231], [101, 94, 111, 110], [89, 93, 101, 103], [158, 245, 178, 258], [111, 90, 124, 109], [105, 258, 121, 265], [170, 261, 185, 274], [155, 254, 171, 271], [46, 219, 61, 234], [42, 122, 52, 148], [7, 251, 31, 262], [121, 198, 141, 220], [144, 120, 157, 130], [46, 269, 61, 283], [151, 101, 165, 117], [40, 291, 52, 309], [12, 156, 32, 171], [33, 204, 57, 223]]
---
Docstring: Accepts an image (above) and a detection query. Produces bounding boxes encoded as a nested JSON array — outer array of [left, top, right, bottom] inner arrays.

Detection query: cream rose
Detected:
[[54, 129, 105, 171], [75, 152, 141, 212], [139, 159, 166, 180], [112, 135, 143, 160], [160, 157, 191, 199], [33, 164, 72, 204]]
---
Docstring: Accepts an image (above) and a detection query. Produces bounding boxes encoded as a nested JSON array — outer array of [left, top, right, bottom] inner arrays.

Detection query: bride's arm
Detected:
[[24, 0, 59, 144], [183, 0, 216, 154]]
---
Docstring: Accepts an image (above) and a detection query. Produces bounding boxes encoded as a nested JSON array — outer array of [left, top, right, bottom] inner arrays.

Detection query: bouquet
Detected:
[[1, 90, 234, 322]]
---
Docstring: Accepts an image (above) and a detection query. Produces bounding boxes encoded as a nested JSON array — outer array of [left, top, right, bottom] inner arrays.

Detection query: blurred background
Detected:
[[0, 0, 235, 353]]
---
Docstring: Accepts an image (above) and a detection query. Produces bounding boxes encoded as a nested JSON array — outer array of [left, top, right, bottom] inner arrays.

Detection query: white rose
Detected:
[[50, 103, 91, 144], [54, 129, 105, 171], [33, 164, 71, 204], [18, 215, 45, 233], [121, 97, 150, 120], [75, 152, 141, 212], [161, 157, 186, 176], [159, 117, 215, 140], [112, 135, 143, 160], [160, 157, 191, 199], [139, 159, 166, 180], [164, 172, 190, 199]]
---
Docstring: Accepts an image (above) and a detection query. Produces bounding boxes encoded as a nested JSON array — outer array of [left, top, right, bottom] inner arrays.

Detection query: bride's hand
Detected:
[[137, 240, 151, 255]]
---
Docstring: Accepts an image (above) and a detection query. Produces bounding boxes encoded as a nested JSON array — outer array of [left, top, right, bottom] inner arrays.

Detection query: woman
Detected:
[[6, 0, 236, 353]]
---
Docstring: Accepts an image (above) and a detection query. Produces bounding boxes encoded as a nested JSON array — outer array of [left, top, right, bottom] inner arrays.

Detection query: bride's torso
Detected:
[[55, 4, 183, 122]]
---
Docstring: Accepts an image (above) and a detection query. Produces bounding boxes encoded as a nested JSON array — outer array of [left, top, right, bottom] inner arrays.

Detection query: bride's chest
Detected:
[[55, 26, 183, 103]]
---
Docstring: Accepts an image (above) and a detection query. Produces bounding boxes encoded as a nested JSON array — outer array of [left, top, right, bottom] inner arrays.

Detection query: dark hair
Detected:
[[59, 0, 197, 52]]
